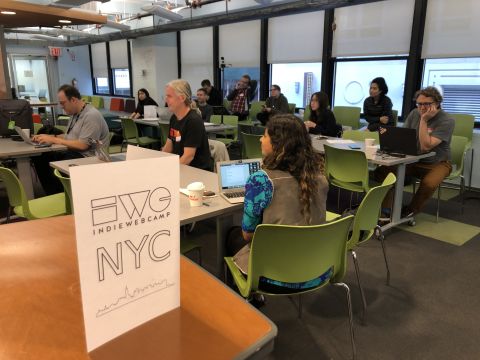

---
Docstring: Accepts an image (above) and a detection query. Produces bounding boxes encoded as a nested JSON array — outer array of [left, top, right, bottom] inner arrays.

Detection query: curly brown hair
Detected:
[[263, 114, 324, 224]]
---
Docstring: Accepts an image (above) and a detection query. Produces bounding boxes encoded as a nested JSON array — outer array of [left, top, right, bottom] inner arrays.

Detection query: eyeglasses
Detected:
[[416, 102, 434, 107]]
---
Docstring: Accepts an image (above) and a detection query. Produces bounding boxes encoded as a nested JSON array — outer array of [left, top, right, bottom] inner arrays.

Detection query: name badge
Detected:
[[175, 136, 181, 142], [239, 93, 244, 97]]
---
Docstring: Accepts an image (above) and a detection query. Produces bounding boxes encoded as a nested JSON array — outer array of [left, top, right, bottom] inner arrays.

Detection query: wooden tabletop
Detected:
[[0, 216, 276, 359], [0, 138, 66, 158]]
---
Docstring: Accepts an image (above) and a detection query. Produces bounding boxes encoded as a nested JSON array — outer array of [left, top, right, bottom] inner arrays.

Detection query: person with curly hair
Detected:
[[227, 114, 328, 291]]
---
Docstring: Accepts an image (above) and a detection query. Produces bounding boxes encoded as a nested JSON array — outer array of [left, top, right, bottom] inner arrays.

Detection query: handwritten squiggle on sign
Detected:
[[96, 279, 175, 318]]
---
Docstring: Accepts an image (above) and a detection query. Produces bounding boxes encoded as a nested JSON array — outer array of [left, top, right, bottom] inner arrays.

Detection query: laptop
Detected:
[[14, 126, 51, 146], [379, 126, 419, 156], [216, 159, 262, 204]]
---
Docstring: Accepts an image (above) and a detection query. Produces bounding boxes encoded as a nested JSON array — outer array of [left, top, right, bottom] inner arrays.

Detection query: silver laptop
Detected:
[[14, 126, 51, 146], [216, 159, 262, 204]]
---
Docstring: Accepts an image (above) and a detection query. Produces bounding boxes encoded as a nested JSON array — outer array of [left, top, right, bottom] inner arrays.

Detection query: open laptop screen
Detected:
[[219, 161, 261, 190]]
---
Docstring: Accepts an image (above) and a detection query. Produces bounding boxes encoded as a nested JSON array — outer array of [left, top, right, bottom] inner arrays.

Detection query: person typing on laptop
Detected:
[[375, 86, 454, 217], [162, 79, 212, 171], [32, 84, 109, 195], [226, 114, 328, 292]]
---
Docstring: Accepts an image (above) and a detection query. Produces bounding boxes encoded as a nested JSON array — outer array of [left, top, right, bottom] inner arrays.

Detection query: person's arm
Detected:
[[33, 134, 89, 151], [241, 171, 273, 242], [380, 97, 393, 125], [363, 98, 380, 124], [180, 147, 196, 165], [205, 106, 213, 122], [226, 89, 237, 101], [418, 105, 442, 151], [162, 138, 173, 153]]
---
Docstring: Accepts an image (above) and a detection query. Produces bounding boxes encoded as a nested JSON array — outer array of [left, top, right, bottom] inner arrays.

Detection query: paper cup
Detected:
[[187, 182, 205, 207], [22, 128, 30, 138], [299, 109, 305, 117], [365, 145, 377, 159], [365, 138, 375, 147]]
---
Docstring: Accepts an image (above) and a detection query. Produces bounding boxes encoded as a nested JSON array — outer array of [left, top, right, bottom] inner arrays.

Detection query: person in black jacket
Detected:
[[363, 77, 394, 131], [131, 88, 158, 119], [256, 84, 289, 125], [304, 91, 342, 137], [201, 79, 223, 107]]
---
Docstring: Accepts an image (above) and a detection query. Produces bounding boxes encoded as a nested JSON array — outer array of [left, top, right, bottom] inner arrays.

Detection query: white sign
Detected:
[[70, 149, 179, 351]]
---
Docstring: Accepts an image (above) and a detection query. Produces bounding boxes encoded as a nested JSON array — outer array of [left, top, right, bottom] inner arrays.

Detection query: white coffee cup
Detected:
[[365, 145, 377, 159], [299, 109, 305, 117], [187, 181, 205, 207], [365, 138, 375, 147], [22, 128, 30, 138]]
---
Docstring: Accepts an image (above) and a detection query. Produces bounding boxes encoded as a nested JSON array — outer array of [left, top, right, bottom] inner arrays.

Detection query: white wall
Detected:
[[57, 45, 93, 96], [131, 32, 178, 106]]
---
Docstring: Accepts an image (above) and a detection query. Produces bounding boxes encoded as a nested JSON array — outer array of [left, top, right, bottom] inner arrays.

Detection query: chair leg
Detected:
[[351, 250, 367, 325], [436, 186, 441, 223], [298, 294, 302, 319], [337, 188, 341, 211], [469, 148, 474, 191], [461, 176, 465, 214], [4, 207, 12, 224], [376, 225, 390, 285], [197, 247, 202, 267], [333, 282, 356, 360]]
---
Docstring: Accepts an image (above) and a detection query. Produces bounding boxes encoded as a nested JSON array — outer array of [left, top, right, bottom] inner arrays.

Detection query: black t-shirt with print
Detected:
[[168, 109, 212, 170]]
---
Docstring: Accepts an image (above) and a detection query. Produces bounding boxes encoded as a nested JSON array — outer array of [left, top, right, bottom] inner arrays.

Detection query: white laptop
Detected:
[[14, 126, 51, 146], [216, 159, 262, 204]]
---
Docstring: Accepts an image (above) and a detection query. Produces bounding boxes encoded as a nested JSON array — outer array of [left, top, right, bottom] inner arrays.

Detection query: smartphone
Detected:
[[348, 144, 361, 150]]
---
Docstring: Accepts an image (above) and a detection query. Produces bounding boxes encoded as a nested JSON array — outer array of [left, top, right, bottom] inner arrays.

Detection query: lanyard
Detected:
[[67, 104, 86, 134]]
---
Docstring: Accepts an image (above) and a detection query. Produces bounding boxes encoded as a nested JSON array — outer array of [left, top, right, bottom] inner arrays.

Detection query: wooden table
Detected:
[[50, 155, 243, 277], [0, 216, 276, 359], [0, 138, 66, 199], [311, 136, 434, 230]]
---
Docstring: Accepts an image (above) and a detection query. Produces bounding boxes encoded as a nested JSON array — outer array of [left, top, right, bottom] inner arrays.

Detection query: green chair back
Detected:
[[91, 96, 104, 109], [210, 114, 222, 125], [303, 107, 311, 121], [343, 130, 379, 144], [324, 144, 370, 193], [220, 115, 239, 141], [54, 169, 73, 214], [348, 173, 396, 249], [392, 109, 398, 127], [81, 95, 92, 103], [333, 106, 361, 130], [158, 122, 170, 145], [55, 125, 67, 134], [288, 103, 296, 114], [448, 135, 469, 179], [0, 167, 26, 210], [450, 113, 474, 143], [249, 101, 265, 122], [228, 215, 354, 298], [121, 118, 138, 141], [223, 99, 231, 110], [242, 132, 262, 159], [33, 123, 43, 135]]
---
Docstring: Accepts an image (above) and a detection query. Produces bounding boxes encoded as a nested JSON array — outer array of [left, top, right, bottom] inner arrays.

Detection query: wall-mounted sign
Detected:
[[70, 148, 179, 351], [49, 46, 62, 57]]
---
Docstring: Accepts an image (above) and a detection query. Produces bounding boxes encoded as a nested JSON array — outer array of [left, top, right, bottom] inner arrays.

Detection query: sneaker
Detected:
[[249, 294, 266, 309], [401, 206, 415, 218]]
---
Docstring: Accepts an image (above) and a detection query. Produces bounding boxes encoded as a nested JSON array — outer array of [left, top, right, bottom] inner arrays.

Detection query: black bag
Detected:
[[0, 99, 33, 137], [37, 124, 64, 136]]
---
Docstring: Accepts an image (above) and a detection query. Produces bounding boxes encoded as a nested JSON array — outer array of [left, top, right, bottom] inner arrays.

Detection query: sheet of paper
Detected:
[[70, 149, 179, 351], [326, 139, 355, 144]]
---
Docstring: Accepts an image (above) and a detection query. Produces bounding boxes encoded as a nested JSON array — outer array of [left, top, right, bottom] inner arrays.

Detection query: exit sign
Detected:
[[49, 47, 62, 57]]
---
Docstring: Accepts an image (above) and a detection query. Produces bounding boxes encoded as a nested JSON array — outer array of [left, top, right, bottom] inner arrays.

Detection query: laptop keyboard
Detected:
[[225, 191, 245, 198]]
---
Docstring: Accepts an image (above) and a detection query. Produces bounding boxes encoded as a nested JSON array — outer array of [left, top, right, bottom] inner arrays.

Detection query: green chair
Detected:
[[210, 114, 222, 125], [180, 238, 202, 265], [108, 132, 123, 154], [0, 167, 66, 223], [56, 115, 71, 126], [450, 113, 474, 189], [54, 125, 67, 134], [223, 99, 231, 111], [81, 95, 92, 103], [215, 115, 239, 147], [242, 132, 262, 159], [392, 109, 398, 127], [333, 106, 361, 130], [303, 107, 311, 122], [120, 118, 160, 151], [53, 169, 73, 215], [324, 144, 370, 210], [91, 96, 104, 109], [288, 103, 296, 114], [224, 215, 356, 359], [248, 101, 265, 122], [330, 173, 397, 324], [158, 122, 170, 146], [412, 135, 469, 223], [33, 123, 43, 135], [343, 130, 379, 144]]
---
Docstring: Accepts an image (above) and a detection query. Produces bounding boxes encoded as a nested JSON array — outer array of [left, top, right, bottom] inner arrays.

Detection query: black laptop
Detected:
[[378, 126, 420, 156]]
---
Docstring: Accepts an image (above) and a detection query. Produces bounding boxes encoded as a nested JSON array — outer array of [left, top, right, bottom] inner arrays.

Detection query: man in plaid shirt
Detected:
[[227, 74, 253, 121]]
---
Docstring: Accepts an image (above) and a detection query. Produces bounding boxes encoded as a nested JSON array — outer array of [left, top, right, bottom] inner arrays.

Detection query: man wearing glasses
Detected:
[[32, 84, 109, 195], [376, 86, 454, 218], [256, 84, 289, 126]]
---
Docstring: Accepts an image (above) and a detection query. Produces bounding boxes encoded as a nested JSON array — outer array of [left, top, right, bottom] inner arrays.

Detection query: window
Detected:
[[95, 77, 110, 95], [271, 63, 322, 108], [422, 58, 480, 123], [112, 69, 131, 96], [333, 59, 407, 116], [223, 67, 260, 100]]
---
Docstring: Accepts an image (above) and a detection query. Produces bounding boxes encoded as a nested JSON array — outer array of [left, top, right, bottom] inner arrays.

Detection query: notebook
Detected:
[[14, 126, 51, 146], [379, 126, 419, 156], [216, 159, 262, 204]]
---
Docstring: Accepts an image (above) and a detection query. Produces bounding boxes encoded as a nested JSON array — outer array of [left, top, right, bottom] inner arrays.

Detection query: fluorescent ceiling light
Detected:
[[59, 19, 72, 24], [1, 11, 16, 15], [141, 5, 183, 21], [31, 34, 66, 42]]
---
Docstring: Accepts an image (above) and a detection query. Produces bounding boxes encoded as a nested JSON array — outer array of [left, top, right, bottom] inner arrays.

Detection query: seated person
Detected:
[[256, 84, 289, 125], [201, 79, 223, 107], [195, 88, 213, 122], [227, 114, 328, 290], [131, 88, 158, 119], [375, 86, 454, 217], [162, 79, 212, 171], [32, 84, 109, 195], [363, 77, 394, 132], [227, 74, 255, 121], [304, 91, 342, 137]]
